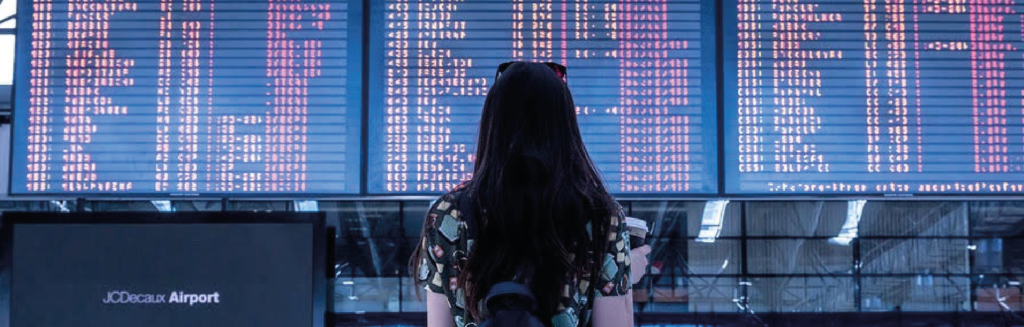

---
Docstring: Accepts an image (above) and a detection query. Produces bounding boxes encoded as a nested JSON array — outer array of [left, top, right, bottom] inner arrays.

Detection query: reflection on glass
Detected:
[[686, 240, 741, 275], [971, 201, 1024, 237], [748, 277, 856, 312], [323, 202, 402, 239], [631, 201, 696, 239], [639, 276, 740, 313], [976, 276, 1024, 312], [861, 239, 968, 275], [334, 278, 402, 313], [747, 240, 853, 275], [861, 277, 970, 312], [859, 202, 968, 237], [746, 202, 847, 237]]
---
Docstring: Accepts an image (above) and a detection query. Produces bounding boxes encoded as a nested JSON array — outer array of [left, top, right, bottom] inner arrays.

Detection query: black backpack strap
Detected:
[[485, 281, 537, 312]]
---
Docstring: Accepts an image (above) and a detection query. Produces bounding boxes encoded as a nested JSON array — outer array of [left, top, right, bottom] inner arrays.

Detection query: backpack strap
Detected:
[[485, 281, 537, 312]]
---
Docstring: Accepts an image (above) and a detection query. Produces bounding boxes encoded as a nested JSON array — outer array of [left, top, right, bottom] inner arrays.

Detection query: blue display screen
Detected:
[[25, 0, 1018, 196], [724, 0, 1024, 195], [367, 0, 718, 194], [12, 0, 363, 195]]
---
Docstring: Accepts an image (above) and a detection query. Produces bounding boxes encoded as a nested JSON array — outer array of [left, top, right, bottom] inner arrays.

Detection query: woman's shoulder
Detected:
[[430, 184, 471, 211]]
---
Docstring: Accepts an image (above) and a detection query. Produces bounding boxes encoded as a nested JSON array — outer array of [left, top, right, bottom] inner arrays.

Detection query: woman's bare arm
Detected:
[[592, 290, 634, 327], [427, 291, 455, 327]]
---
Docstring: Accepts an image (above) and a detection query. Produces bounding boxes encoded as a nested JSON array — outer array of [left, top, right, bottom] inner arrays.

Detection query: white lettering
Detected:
[[103, 290, 220, 306]]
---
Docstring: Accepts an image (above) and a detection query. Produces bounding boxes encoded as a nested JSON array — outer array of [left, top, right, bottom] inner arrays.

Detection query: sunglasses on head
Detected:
[[495, 61, 567, 82]]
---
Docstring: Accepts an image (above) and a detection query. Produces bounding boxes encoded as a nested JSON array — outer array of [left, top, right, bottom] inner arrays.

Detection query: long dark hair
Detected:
[[411, 62, 617, 322]]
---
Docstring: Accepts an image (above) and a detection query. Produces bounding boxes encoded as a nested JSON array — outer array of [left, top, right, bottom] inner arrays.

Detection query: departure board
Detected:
[[368, 0, 717, 194], [12, 0, 362, 195], [725, 0, 1024, 194]]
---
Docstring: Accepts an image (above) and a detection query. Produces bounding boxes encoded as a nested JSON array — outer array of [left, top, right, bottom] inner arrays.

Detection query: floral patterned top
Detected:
[[416, 190, 632, 327]]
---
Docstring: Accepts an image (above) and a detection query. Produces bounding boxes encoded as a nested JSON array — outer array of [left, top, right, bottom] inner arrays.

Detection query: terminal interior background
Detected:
[[1, 2, 1024, 326]]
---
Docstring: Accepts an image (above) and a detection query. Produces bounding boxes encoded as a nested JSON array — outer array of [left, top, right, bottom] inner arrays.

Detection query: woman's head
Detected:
[[461, 62, 616, 321], [472, 62, 600, 191]]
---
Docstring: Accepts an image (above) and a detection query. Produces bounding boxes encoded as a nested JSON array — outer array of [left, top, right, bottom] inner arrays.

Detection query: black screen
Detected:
[[10, 222, 314, 327]]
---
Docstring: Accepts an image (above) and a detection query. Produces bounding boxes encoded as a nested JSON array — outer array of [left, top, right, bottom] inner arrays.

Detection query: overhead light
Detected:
[[341, 280, 355, 286], [830, 200, 866, 246], [697, 200, 729, 243]]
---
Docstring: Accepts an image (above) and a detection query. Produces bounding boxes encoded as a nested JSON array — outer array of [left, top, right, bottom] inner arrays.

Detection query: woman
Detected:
[[411, 62, 650, 327]]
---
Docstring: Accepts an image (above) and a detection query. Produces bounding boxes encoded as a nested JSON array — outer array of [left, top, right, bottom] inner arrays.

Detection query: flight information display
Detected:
[[12, 0, 362, 195], [725, 0, 1024, 194], [368, 0, 717, 194]]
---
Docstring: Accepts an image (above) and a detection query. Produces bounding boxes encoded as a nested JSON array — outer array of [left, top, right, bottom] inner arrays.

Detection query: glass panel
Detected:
[[746, 202, 847, 237], [861, 239, 969, 275], [399, 236, 422, 312], [631, 201, 740, 239], [84, 201, 160, 212], [682, 276, 740, 313], [400, 278, 427, 312], [0, 201, 73, 214], [333, 277, 402, 313], [402, 201, 431, 238], [399, 237, 418, 277], [638, 239, 739, 305], [859, 202, 968, 237], [747, 240, 853, 275], [971, 201, 1024, 237], [748, 277, 856, 312], [335, 237, 403, 278], [972, 238, 1024, 275], [632, 202, 696, 239], [322, 202, 401, 238], [636, 274, 690, 313], [976, 275, 1024, 312], [171, 200, 223, 212], [861, 277, 970, 312], [228, 201, 289, 212], [634, 278, 741, 313], [1003, 239, 1024, 275], [685, 239, 740, 275]]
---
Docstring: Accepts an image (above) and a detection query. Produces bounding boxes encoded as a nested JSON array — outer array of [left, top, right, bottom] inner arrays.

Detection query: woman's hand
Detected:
[[630, 245, 651, 285]]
